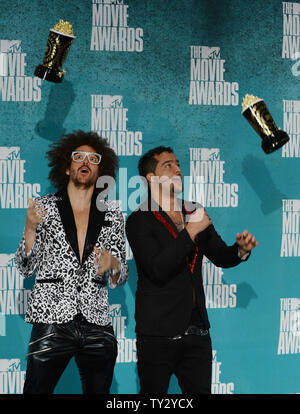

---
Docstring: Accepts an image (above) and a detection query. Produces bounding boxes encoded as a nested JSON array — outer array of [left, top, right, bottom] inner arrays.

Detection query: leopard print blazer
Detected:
[[14, 188, 128, 326]]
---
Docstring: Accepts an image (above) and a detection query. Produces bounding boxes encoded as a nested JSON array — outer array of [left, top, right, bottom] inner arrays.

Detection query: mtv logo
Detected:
[[110, 304, 122, 317], [292, 101, 300, 112], [0, 359, 21, 372], [102, 95, 123, 108], [292, 200, 300, 212], [290, 298, 300, 310], [0, 40, 21, 53], [201, 46, 220, 59], [200, 148, 220, 161], [0, 147, 20, 160], [0, 253, 15, 267], [293, 3, 300, 14]]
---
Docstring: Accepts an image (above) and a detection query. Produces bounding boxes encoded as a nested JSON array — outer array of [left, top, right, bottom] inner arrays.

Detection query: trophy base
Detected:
[[34, 65, 63, 83], [261, 130, 290, 154]]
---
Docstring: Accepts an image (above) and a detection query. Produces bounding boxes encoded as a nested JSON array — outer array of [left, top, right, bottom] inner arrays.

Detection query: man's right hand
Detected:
[[185, 207, 212, 241], [25, 199, 46, 232]]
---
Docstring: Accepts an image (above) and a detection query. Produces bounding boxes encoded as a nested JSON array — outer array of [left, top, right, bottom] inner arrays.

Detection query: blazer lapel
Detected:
[[55, 187, 80, 262], [150, 197, 183, 236]]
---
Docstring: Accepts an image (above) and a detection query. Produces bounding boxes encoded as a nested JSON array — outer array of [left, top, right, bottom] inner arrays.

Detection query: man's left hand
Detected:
[[236, 230, 258, 257], [94, 247, 120, 276]]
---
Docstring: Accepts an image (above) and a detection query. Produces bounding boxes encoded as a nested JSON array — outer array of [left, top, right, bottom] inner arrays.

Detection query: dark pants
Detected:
[[23, 314, 118, 394], [136, 332, 212, 394]]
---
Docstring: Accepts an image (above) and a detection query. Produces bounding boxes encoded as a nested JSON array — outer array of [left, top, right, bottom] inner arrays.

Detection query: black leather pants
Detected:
[[23, 314, 118, 394]]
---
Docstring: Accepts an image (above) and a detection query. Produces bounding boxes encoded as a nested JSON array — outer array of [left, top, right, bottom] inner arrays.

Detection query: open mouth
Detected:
[[78, 166, 90, 175]]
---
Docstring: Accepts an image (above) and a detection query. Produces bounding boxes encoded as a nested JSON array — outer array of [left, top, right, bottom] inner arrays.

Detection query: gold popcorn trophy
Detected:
[[34, 19, 75, 83], [242, 94, 290, 154]]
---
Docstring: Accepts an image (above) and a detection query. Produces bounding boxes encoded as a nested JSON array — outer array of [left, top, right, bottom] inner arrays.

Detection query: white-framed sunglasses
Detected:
[[71, 151, 102, 165]]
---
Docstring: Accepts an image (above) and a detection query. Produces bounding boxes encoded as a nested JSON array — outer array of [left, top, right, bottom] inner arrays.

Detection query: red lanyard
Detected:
[[152, 210, 198, 273]]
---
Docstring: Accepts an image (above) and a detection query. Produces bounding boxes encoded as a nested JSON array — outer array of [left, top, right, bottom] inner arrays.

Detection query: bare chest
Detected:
[[166, 211, 185, 232], [73, 209, 90, 261]]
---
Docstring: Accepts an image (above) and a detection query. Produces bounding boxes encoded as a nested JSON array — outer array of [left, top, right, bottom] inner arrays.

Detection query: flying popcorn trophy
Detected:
[[34, 19, 75, 83], [242, 94, 290, 154]]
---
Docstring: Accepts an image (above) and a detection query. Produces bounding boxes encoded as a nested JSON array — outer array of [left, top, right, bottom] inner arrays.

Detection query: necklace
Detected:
[[169, 210, 185, 230]]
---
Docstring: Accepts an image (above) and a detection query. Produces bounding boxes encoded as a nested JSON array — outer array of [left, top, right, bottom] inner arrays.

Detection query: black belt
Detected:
[[73, 313, 87, 323], [168, 325, 209, 341]]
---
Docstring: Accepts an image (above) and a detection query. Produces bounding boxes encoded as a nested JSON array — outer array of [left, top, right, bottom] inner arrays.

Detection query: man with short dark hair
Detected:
[[15, 130, 128, 394], [126, 146, 257, 394]]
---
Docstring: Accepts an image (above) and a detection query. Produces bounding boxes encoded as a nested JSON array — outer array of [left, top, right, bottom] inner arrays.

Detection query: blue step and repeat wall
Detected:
[[0, 0, 300, 394]]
